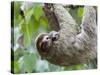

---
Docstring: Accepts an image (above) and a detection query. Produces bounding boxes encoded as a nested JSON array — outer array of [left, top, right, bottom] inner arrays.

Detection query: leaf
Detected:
[[14, 2, 22, 27], [20, 12, 40, 48], [23, 52, 37, 73], [12, 61, 20, 73], [48, 63, 63, 72], [34, 5, 43, 21], [36, 60, 49, 72], [23, 20, 38, 48], [39, 17, 48, 28], [31, 15, 40, 32], [20, 24, 31, 48], [64, 64, 84, 70], [77, 7, 83, 17], [14, 48, 24, 60]]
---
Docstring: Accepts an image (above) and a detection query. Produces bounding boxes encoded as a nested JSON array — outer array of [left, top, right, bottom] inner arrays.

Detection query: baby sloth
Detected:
[[35, 31, 59, 59]]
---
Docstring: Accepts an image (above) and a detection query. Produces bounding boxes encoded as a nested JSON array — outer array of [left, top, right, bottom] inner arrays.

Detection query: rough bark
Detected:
[[42, 4, 97, 66]]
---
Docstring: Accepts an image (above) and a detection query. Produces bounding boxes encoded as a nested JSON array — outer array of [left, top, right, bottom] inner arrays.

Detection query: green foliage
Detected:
[[14, 2, 22, 27], [12, 61, 20, 73], [34, 5, 43, 20], [11, 2, 96, 74], [23, 52, 37, 73], [14, 48, 24, 60], [69, 6, 83, 25], [77, 7, 83, 17], [64, 64, 85, 70]]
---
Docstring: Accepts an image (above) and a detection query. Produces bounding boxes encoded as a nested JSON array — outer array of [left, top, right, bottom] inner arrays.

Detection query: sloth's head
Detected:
[[36, 33, 52, 54], [35, 31, 59, 55]]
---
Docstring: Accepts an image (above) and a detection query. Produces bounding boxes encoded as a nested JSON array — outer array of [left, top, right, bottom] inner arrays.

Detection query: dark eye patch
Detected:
[[41, 41, 49, 52], [46, 37, 49, 39]]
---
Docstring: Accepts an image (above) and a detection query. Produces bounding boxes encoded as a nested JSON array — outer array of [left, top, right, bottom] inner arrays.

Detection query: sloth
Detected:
[[35, 5, 97, 66]]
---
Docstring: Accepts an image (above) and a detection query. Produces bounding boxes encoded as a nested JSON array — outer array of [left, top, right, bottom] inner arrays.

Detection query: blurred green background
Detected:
[[11, 2, 97, 74]]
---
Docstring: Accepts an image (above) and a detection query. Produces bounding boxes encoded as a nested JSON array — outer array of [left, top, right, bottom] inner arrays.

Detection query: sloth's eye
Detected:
[[46, 37, 50, 39], [46, 37, 49, 39]]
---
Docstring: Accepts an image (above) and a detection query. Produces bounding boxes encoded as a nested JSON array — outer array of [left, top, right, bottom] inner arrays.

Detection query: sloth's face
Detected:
[[36, 34, 52, 54], [36, 31, 59, 55], [40, 35, 52, 51]]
